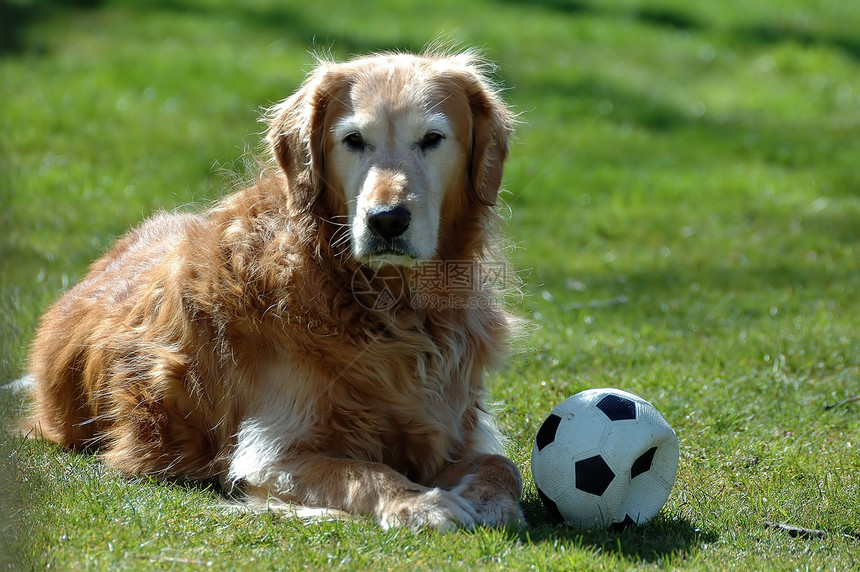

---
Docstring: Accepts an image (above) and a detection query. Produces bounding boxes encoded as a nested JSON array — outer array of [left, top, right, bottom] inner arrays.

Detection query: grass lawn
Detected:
[[2, 0, 859, 569]]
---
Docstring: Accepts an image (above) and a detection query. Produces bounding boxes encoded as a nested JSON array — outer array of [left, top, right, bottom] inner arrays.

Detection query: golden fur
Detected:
[[27, 50, 523, 530]]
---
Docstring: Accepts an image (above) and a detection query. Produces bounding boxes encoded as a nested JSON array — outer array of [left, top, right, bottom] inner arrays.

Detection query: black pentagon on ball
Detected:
[[596, 393, 637, 421], [631, 446, 658, 479], [536, 487, 565, 522], [610, 514, 637, 531], [575, 454, 616, 496], [535, 413, 562, 452]]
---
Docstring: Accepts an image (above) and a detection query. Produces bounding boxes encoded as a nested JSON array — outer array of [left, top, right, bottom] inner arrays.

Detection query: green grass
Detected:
[[2, 0, 859, 569]]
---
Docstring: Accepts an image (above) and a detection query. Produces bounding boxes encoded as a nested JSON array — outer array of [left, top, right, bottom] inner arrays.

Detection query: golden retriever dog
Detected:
[[26, 50, 523, 530]]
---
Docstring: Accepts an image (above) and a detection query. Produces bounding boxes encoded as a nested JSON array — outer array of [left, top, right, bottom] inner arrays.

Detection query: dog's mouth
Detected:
[[356, 237, 421, 267]]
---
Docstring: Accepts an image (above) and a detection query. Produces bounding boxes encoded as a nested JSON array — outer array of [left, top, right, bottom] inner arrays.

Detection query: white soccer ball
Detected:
[[530, 388, 679, 529]]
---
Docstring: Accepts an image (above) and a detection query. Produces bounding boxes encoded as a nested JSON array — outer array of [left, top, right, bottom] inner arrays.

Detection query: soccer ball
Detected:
[[530, 388, 679, 528]]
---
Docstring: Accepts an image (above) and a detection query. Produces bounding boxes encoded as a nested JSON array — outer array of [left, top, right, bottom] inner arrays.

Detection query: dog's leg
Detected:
[[431, 454, 525, 527], [241, 454, 480, 531]]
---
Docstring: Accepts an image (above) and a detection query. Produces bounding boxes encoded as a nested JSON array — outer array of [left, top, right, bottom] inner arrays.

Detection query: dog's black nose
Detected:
[[367, 205, 411, 240]]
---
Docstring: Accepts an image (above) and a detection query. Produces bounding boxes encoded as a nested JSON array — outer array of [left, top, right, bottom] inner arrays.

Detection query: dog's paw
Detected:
[[378, 487, 479, 532], [464, 492, 525, 528], [451, 475, 526, 528]]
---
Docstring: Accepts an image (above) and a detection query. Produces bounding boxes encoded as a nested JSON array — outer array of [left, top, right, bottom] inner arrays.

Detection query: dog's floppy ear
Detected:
[[265, 64, 349, 213], [454, 61, 514, 207]]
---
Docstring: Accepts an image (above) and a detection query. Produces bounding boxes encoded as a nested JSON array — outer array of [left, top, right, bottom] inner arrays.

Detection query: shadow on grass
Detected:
[[520, 73, 858, 196], [120, 0, 415, 56], [736, 22, 860, 62], [524, 77, 688, 132], [518, 489, 717, 562], [0, 428, 714, 567], [145, 473, 716, 564], [497, 0, 702, 32], [0, 0, 104, 55], [498, 0, 858, 61], [0, 0, 414, 59]]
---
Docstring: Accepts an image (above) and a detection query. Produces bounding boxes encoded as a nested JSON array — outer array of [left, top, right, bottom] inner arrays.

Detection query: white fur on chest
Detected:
[[225, 360, 318, 491]]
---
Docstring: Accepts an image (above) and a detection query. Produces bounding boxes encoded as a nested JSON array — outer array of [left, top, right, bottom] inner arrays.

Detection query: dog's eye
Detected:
[[343, 132, 366, 152], [419, 131, 445, 152]]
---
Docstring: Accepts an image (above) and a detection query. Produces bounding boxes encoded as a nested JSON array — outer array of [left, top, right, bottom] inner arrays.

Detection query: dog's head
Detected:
[[266, 51, 513, 266]]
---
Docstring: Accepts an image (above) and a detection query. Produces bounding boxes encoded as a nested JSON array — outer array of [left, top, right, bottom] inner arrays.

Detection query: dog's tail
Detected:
[[220, 495, 353, 522], [2, 374, 34, 394], [2, 375, 36, 437]]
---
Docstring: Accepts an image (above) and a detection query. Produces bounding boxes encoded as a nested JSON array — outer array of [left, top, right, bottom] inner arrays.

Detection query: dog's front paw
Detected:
[[450, 460, 526, 527], [378, 487, 479, 532], [455, 483, 525, 528]]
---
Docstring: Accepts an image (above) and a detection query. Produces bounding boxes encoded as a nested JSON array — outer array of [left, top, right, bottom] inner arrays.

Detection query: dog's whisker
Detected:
[[330, 231, 351, 250]]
